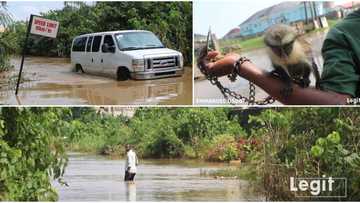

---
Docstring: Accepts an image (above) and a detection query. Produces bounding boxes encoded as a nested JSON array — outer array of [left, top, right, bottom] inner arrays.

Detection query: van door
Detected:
[[82, 36, 93, 72], [88, 35, 103, 74], [72, 36, 87, 69], [101, 34, 117, 76]]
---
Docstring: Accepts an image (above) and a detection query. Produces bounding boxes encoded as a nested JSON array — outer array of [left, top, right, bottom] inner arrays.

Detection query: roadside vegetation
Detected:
[[0, 2, 192, 65], [220, 36, 265, 53], [63, 107, 245, 161], [0, 108, 69, 201], [1, 107, 359, 200]]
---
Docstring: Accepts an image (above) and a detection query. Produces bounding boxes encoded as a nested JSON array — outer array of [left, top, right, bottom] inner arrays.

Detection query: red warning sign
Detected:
[[30, 16, 59, 38]]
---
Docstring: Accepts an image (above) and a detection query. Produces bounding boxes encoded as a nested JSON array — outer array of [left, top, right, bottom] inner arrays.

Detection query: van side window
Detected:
[[103, 35, 115, 46], [72, 37, 87, 52], [92, 36, 102, 52], [86, 36, 93, 52]]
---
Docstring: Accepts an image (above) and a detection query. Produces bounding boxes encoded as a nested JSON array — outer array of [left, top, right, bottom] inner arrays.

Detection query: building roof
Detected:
[[340, 1, 360, 9], [222, 27, 240, 39], [239, 1, 303, 26], [226, 27, 240, 35]]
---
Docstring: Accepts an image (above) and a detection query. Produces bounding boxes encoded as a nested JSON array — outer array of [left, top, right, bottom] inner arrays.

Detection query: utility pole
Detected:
[[304, 1, 308, 25]]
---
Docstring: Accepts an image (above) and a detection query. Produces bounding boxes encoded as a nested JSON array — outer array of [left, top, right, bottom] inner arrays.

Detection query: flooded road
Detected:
[[52, 153, 263, 201], [194, 31, 327, 105], [0, 57, 192, 105]]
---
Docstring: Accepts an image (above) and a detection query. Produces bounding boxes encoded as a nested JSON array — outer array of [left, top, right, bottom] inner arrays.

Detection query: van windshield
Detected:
[[115, 32, 164, 51]]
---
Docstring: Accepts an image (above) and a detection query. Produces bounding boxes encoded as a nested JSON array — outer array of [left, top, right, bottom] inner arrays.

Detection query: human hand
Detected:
[[198, 51, 240, 77]]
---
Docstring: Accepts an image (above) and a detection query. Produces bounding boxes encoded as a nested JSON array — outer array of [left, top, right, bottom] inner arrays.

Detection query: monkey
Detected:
[[264, 24, 321, 98]]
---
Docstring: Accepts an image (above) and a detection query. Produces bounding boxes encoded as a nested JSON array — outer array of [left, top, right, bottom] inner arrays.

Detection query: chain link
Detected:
[[197, 49, 275, 105]]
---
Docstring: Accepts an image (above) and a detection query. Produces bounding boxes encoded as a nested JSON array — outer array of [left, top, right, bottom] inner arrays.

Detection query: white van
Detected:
[[71, 30, 184, 80]]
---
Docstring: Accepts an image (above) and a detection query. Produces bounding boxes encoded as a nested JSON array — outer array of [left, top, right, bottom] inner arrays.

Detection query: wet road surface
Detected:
[[194, 31, 327, 105], [0, 57, 192, 105], [52, 153, 263, 201]]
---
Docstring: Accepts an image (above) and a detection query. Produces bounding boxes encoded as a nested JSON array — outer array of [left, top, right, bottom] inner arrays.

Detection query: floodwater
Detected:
[[194, 31, 327, 105], [0, 57, 192, 105], [52, 153, 263, 201]]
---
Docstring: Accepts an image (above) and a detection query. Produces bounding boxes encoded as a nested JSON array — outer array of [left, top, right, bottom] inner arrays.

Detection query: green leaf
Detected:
[[311, 145, 324, 157], [327, 131, 341, 144]]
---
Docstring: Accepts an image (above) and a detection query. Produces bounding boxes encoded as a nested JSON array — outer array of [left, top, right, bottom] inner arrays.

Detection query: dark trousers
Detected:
[[124, 171, 136, 181]]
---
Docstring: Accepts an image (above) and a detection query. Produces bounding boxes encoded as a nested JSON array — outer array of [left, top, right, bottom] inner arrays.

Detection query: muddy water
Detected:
[[0, 57, 192, 105], [52, 153, 263, 201], [194, 31, 327, 105]]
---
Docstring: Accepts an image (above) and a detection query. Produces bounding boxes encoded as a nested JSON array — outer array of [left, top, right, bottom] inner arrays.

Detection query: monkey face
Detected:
[[268, 40, 294, 58]]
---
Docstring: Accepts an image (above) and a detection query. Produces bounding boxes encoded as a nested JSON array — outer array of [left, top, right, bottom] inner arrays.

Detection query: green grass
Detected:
[[66, 136, 107, 153], [208, 164, 259, 181], [328, 19, 340, 28], [220, 36, 265, 52]]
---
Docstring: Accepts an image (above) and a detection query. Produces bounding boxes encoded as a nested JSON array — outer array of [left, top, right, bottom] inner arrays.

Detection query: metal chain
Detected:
[[197, 54, 275, 105]]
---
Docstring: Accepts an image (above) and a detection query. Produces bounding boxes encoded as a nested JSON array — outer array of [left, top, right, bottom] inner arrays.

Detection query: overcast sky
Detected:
[[6, 1, 65, 21], [194, 0, 351, 38]]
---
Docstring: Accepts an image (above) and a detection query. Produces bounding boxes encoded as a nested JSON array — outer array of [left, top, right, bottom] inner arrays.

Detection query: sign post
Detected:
[[15, 14, 59, 95]]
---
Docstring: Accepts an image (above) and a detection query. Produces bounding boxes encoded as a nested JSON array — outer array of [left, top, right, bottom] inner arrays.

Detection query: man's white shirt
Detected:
[[125, 149, 138, 173]]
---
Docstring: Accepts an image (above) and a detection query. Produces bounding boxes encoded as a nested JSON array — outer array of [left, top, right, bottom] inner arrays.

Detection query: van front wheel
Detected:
[[117, 67, 130, 81], [75, 64, 84, 73]]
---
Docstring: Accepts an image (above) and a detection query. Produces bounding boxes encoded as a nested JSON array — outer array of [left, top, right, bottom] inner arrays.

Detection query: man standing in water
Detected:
[[124, 144, 138, 182]]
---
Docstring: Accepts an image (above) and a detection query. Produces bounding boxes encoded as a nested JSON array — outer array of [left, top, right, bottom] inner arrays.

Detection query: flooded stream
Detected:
[[194, 31, 327, 105], [52, 153, 263, 201], [0, 57, 192, 105]]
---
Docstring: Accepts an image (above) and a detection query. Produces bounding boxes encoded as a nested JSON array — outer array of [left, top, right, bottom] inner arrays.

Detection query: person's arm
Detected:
[[201, 52, 351, 105], [126, 152, 130, 171], [135, 154, 139, 166]]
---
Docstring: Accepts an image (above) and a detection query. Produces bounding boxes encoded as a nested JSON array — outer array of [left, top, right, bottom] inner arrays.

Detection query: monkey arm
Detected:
[[203, 52, 350, 105]]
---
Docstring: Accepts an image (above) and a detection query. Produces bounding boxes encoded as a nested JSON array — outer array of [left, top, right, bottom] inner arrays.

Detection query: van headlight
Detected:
[[132, 59, 145, 72], [179, 54, 184, 68]]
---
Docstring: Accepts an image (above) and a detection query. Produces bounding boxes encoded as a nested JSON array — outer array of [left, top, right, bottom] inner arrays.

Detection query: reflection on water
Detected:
[[194, 30, 328, 105], [0, 57, 192, 105], [125, 182, 137, 201], [52, 153, 263, 201]]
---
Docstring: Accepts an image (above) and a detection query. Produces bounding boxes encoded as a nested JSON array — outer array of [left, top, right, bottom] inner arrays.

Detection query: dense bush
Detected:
[[58, 108, 245, 160], [206, 134, 238, 162], [0, 108, 68, 201], [146, 129, 185, 158], [2, 2, 192, 65], [246, 108, 360, 200]]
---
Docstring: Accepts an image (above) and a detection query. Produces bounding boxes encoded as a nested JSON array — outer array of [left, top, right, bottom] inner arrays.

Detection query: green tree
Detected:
[[0, 108, 68, 201], [3, 2, 193, 64]]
